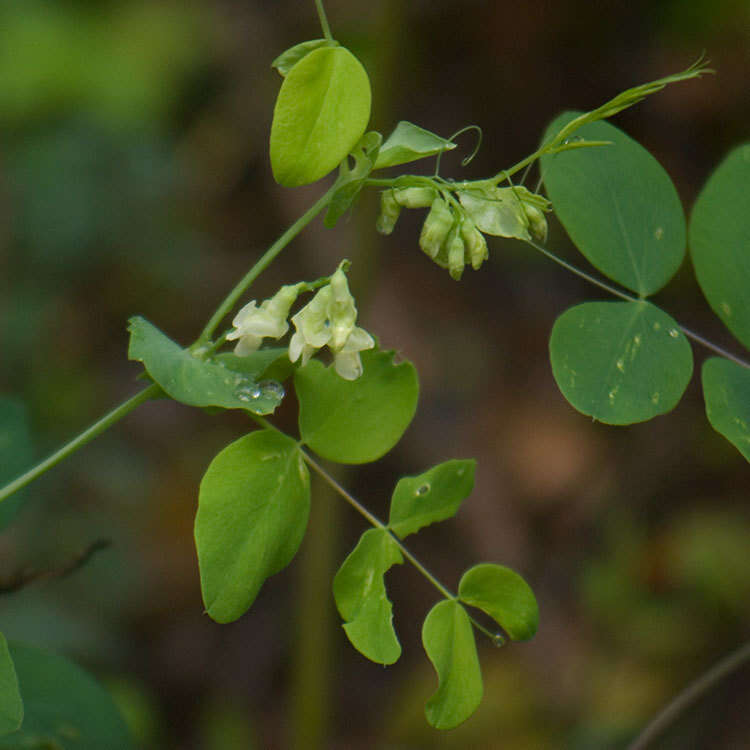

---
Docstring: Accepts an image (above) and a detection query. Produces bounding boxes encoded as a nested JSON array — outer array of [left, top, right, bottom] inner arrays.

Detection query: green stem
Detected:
[[0, 383, 160, 504], [299, 449, 500, 642], [198, 183, 338, 343], [523, 239, 750, 370], [626, 641, 750, 750], [314, 0, 334, 42]]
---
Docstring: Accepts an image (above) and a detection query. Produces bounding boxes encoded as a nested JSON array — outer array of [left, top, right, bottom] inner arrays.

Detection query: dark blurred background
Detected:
[[1, 0, 749, 748]]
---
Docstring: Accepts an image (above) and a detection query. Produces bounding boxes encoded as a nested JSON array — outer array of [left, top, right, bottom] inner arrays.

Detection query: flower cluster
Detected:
[[376, 182, 550, 280], [226, 266, 373, 380]]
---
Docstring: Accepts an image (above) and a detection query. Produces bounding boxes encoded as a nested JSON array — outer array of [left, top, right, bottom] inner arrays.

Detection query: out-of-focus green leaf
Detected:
[[270, 46, 371, 187], [374, 121, 456, 170], [541, 114, 686, 296], [689, 143, 750, 349], [702, 357, 750, 463], [195, 430, 310, 623], [388, 460, 475, 538], [333, 528, 403, 665], [421, 600, 482, 730], [128, 317, 284, 414], [0, 634, 22, 737], [296, 348, 418, 464], [0, 398, 33, 531], [0, 641, 132, 748], [549, 301, 693, 424], [458, 564, 539, 641]]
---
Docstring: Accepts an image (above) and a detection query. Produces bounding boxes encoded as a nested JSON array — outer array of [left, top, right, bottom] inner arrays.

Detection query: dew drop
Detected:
[[654, 226, 664, 240], [668, 328, 679, 338], [616, 358, 625, 373], [258, 380, 286, 400], [633, 334, 642, 346], [492, 633, 506, 647], [608, 386, 619, 404], [416, 483, 430, 497], [235, 385, 262, 402]]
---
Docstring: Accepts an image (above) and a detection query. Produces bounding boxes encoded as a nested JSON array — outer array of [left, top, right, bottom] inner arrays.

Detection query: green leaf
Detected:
[[549, 301, 693, 425], [689, 143, 750, 350], [702, 357, 750, 463], [270, 46, 371, 187], [333, 528, 403, 665], [128, 317, 284, 414], [421, 600, 482, 730], [0, 641, 132, 748], [271, 39, 332, 76], [295, 348, 419, 464], [0, 397, 33, 531], [324, 131, 382, 228], [458, 563, 539, 641], [195, 430, 310, 623], [213, 348, 290, 381], [0, 634, 22, 737], [541, 114, 686, 296], [388, 459, 476, 538], [374, 121, 456, 170]]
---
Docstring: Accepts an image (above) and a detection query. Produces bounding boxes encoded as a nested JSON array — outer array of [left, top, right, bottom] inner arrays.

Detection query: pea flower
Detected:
[[289, 267, 374, 380], [226, 283, 302, 356]]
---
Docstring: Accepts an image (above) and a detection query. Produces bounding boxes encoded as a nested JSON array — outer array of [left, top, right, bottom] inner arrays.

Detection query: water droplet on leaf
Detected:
[[258, 380, 286, 400], [668, 328, 679, 338], [416, 483, 430, 496], [492, 633, 506, 647]]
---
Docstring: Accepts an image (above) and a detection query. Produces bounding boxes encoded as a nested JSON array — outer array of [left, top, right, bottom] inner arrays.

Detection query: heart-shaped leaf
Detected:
[[549, 301, 693, 424], [422, 600, 482, 730], [296, 348, 418, 464], [128, 317, 284, 414], [333, 528, 403, 665], [689, 143, 750, 350], [541, 114, 686, 297], [270, 46, 371, 187], [458, 563, 539, 641], [702, 357, 750, 463], [388, 459, 476, 538], [195, 429, 310, 623]]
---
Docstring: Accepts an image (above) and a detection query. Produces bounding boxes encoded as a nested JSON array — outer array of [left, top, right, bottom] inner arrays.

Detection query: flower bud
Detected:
[[376, 190, 401, 235], [419, 197, 453, 259], [393, 186, 437, 209], [446, 229, 466, 281], [523, 202, 548, 243], [460, 217, 488, 270]]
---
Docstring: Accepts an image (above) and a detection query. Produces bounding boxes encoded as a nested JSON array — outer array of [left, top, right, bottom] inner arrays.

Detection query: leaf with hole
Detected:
[[333, 528, 403, 665], [422, 600, 482, 730], [0, 398, 33, 531], [541, 114, 686, 296], [702, 357, 750, 464], [374, 121, 456, 170], [689, 143, 750, 350], [296, 348, 418, 464], [549, 301, 693, 424], [0, 642, 131, 748], [270, 46, 371, 187], [388, 459, 476, 538], [0, 634, 22, 737], [128, 317, 284, 414], [458, 563, 539, 641], [195, 430, 310, 623]]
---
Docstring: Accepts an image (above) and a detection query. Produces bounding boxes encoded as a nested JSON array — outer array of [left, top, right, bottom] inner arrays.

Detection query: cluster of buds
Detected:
[[226, 264, 374, 380], [376, 182, 551, 280]]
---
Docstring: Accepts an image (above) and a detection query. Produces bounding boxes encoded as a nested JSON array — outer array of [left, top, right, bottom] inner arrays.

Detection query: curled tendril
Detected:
[[434, 125, 483, 177]]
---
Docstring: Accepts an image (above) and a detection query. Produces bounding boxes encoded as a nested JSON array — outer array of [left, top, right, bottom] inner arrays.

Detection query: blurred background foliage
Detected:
[[1, 0, 749, 748]]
